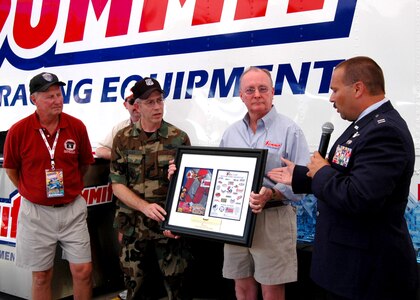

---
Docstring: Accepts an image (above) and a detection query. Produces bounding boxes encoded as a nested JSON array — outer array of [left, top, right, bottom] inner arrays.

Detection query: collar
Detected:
[[30, 112, 68, 130], [355, 98, 389, 123], [353, 100, 394, 131], [131, 120, 169, 138], [243, 105, 277, 129]]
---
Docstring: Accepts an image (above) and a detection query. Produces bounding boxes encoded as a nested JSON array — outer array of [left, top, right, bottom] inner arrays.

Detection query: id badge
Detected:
[[45, 169, 65, 198]]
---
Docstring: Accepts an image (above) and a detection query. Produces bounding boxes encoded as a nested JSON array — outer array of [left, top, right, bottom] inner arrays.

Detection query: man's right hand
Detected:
[[142, 202, 167, 222]]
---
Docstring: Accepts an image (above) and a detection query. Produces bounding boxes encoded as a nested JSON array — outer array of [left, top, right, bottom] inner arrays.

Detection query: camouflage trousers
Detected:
[[120, 234, 191, 300]]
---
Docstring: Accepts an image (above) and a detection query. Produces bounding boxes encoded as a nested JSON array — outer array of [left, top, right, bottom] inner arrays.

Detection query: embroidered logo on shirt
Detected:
[[265, 140, 281, 149], [64, 139, 76, 154], [332, 144, 352, 167]]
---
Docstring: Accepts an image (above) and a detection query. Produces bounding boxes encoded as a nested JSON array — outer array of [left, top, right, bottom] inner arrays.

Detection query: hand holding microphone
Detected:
[[306, 122, 334, 178], [318, 122, 334, 158]]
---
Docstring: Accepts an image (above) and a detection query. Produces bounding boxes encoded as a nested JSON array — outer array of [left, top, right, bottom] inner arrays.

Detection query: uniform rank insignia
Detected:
[[332, 144, 352, 167]]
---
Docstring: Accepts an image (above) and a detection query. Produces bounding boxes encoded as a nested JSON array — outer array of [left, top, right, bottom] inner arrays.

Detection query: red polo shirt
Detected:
[[3, 112, 94, 205]]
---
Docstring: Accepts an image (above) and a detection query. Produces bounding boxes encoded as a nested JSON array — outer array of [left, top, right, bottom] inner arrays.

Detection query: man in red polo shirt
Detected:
[[3, 72, 95, 300]]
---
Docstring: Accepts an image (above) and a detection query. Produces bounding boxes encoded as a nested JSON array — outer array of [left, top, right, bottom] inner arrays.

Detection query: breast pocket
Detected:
[[125, 150, 144, 184], [157, 149, 176, 180]]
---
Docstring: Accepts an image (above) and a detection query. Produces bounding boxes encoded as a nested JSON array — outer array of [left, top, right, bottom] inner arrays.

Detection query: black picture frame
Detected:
[[162, 146, 267, 247]]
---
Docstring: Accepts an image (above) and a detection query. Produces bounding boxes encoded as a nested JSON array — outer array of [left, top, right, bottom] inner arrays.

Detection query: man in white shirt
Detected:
[[96, 94, 140, 159]]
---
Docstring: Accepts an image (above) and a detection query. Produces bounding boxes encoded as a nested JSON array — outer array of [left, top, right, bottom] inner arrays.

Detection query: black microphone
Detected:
[[318, 122, 334, 158]]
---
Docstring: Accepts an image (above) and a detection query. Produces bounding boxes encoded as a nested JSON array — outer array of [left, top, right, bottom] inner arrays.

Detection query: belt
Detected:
[[264, 200, 286, 209], [50, 202, 71, 208]]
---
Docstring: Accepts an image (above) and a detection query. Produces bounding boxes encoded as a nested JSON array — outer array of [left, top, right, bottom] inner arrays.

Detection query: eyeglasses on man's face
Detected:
[[139, 97, 165, 107], [243, 86, 270, 95]]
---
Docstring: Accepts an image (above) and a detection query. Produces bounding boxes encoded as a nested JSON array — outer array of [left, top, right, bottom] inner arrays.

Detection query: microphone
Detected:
[[318, 122, 334, 158]]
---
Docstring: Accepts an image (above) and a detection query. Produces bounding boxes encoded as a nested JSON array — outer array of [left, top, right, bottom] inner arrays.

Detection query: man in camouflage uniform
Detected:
[[110, 77, 191, 300]]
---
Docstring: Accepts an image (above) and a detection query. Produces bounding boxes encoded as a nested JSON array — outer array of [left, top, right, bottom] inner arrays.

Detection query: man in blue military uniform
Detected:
[[268, 56, 418, 300]]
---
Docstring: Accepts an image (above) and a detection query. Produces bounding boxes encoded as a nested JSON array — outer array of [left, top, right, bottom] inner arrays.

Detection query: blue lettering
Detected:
[[101, 77, 119, 103], [209, 68, 243, 98], [162, 73, 174, 98], [74, 79, 92, 104], [314, 59, 344, 93], [121, 75, 142, 99], [0, 85, 11, 106], [0, 250, 15, 261], [11, 84, 29, 106], [173, 72, 185, 100], [186, 70, 208, 99], [274, 62, 311, 95], [0, 59, 343, 110], [62, 81, 73, 104]]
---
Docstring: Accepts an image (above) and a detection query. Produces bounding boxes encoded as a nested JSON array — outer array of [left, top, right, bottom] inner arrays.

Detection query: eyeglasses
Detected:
[[243, 86, 270, 95], [139, 97, 165, 107]]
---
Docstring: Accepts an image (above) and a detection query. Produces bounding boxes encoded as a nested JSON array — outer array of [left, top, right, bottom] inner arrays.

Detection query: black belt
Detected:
[[51, 202, 71, 208], [264, 200, 286, 209]]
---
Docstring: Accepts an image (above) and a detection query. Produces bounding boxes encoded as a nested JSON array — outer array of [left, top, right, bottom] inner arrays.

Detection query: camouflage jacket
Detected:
[[110, 120, 191, 238]]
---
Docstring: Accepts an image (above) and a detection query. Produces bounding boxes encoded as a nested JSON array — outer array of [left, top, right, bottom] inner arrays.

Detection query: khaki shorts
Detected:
[[223, 205, 297, 285], [16, 196, 91, 271]]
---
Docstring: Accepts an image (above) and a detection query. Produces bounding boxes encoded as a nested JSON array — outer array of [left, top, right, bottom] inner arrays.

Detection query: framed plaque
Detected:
[[161, 146, 267, 247]]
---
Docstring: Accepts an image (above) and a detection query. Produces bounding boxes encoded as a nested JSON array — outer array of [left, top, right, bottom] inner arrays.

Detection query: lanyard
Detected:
[[39, 128, 60, 170]]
